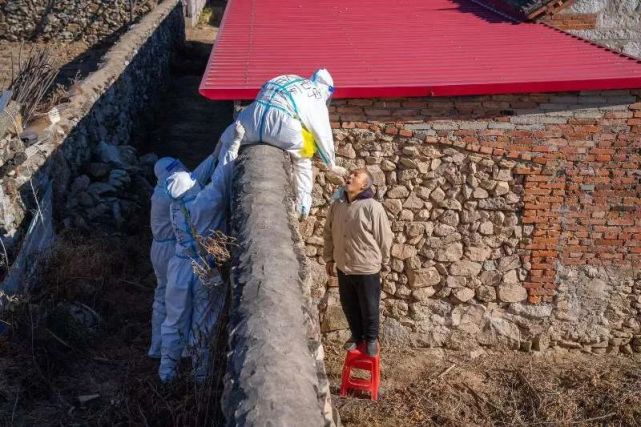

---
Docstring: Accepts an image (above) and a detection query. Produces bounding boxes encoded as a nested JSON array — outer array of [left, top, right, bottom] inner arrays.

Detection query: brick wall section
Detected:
[[315, 91, 641, 305], [545, 13, 597, 30]]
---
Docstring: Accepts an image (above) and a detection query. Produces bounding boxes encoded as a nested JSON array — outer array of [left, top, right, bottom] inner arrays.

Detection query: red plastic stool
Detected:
[[339, 343, 380, 401]]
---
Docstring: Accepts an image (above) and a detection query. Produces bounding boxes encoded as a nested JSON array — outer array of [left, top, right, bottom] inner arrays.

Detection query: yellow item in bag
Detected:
[[300, 127, 317, 158]]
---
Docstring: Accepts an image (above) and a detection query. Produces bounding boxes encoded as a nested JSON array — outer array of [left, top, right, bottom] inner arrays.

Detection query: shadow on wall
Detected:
[[0, 1, 186, 293]]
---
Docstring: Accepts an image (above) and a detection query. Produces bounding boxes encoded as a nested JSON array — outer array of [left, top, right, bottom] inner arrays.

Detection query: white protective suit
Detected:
[[148, 155, 219, 358], [159, 124, 245, 382], [217, 69, 341, 216]]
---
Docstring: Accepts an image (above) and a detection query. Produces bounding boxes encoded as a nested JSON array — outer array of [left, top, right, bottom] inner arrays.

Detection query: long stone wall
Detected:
[[0, 0, 160, 44], [0, 0, 183, 287], [306, 90, 641, 354], [226, 144, 335, 426]]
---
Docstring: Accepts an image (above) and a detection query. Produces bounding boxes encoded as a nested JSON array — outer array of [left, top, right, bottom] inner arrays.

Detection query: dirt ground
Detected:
[[0, 231, 226, 426], [324, 340, 641, 426]]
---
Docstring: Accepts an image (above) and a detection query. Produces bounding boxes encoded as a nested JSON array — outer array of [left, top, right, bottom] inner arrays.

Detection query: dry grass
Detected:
[[192, 230, 236, 286], [325, 342, 641, 427], [0, 230, 228, 425]]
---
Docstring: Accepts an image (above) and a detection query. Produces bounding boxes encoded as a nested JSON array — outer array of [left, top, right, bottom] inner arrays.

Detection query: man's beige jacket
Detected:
[[323, 193, 393, 275]]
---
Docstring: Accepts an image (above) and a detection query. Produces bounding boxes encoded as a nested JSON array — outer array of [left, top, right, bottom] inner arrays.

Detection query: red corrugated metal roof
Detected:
[[199, 0, 641, 100]]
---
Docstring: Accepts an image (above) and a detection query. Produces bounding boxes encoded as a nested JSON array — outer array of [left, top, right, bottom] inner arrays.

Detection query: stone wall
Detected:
[[0, 0, 183, 282], [0, 0, 160, 44], [226, 144, 335, 426], [306, 91, 641, 354], [545, 0, 641, 59]]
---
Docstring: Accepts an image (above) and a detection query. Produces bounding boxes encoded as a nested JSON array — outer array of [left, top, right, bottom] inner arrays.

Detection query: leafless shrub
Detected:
[[192, 230, 236, 286], [9, 45, 59, 125]]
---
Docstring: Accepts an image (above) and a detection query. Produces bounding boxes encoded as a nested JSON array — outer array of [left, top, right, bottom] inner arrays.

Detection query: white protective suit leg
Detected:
[[287, 150, 313, 217], [148, 239, 175, 358], [189, 273, 226, 383], [159, 256, 195, 382]]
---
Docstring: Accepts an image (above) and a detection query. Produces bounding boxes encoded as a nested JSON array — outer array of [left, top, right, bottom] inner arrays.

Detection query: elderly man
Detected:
[[323, 169, 392, 356]]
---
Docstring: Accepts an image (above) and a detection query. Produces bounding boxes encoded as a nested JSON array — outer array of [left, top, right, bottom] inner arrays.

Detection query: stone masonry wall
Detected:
[[305, 90, 641, 354], [545, 0, 641, 59], [0, 0, 160, 44], [0, 0, 183, 281]]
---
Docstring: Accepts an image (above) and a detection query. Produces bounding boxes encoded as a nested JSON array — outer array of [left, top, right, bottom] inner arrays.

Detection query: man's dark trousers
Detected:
[[337, 270, 381, 342]]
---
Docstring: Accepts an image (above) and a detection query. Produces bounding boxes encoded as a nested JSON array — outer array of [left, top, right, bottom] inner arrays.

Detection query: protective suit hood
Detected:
[[155, 157, 186, 183], [166, 171, 197, 200], [311, 68, 334, 102]]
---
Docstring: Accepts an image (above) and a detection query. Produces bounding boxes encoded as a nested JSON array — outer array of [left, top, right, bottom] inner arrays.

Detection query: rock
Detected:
[[479, 270, 503, 286], [321, 304, 349, 332], [502, 270, 519, 285], [400, 157, 419, 170], [383, 199, 403, 215], [438, 199, 462, 210], [407, 267, 441, 288], [384, 299, 409, 319], [406, 222, 426, 238], [403, 193, 424, 209], [391, 244, 417, 260], [434, 223, 456, 237], [532, 333, 550, 352], [381, 159, 396, 171], [399, 210, 414, 221], [453, 287, 475, 303], [508, 303, 552, 319], [446, 276, 467, 288], [480, 315, 520, 349], [466, 246, 491, 262], [87, 182, 117, 196], [498, 254, 520, 272], [435, 242, 463, 262], [412, 286, 436, 301], [108, 169, 130, 188], [76, 191, 95, 208], [479, 221, 494, 235], [493, 168, 512, 181], [473, 187, 489, 199], [430, 187, 445, 203], [494, 181, 510, 196], [299, 217, 317, 239], [497, 284, 527, 303], [380, 318, 411, 346], [450, 260, 482, 277], [387, 186, 410, 199], [439, 211, 459, 227], [476, 285, 496, 302], [87, 162, 110, 179], [366, 165, 385, 186], [70, 175, 90, 194]]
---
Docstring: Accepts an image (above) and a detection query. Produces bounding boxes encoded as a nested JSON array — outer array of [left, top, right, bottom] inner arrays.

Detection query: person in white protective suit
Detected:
[[147, 154, 221, 359], [215, 68, 345, 217], [159, 123, 245, 383]]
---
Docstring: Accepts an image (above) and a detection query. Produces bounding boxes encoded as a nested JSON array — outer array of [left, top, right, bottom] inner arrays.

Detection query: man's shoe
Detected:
[[366, 340, 379, 357], [343, 337, 358, 351]]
